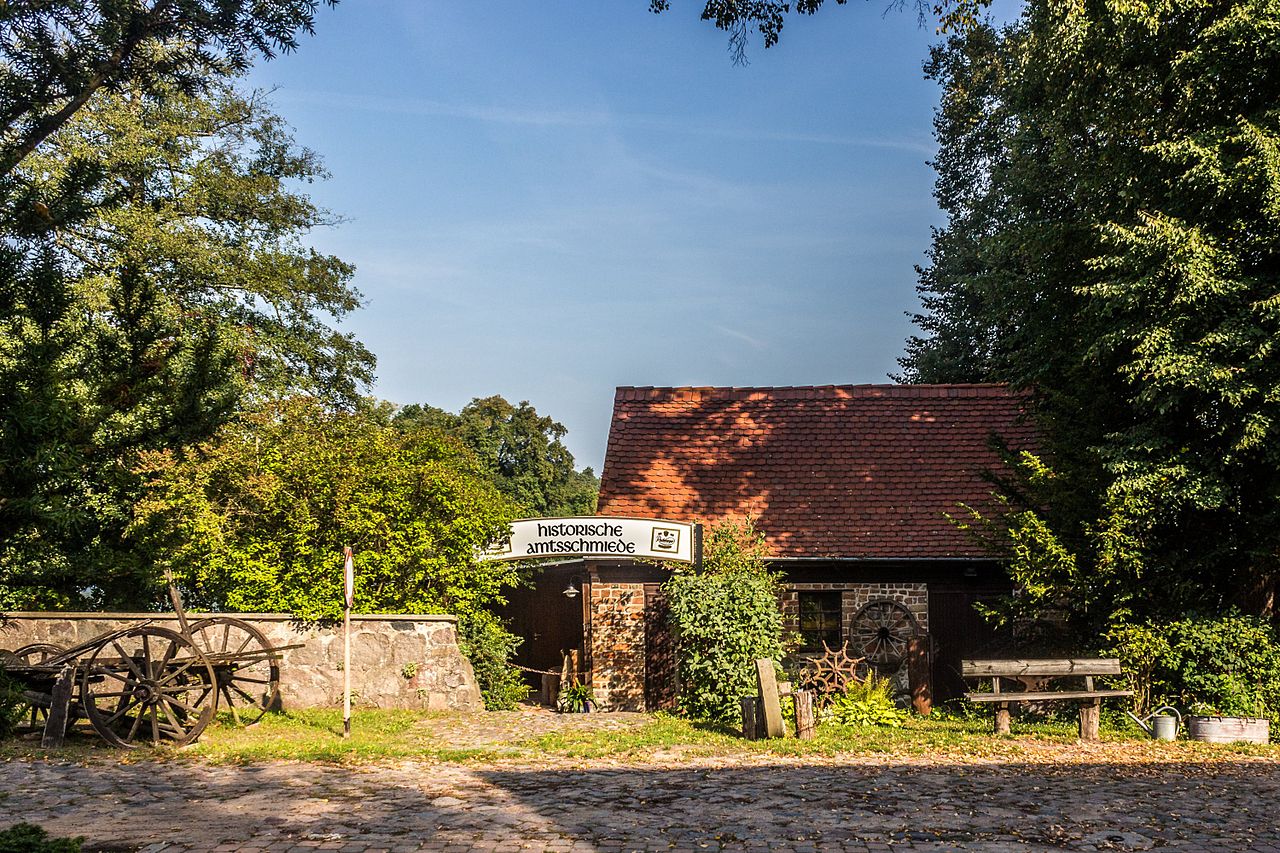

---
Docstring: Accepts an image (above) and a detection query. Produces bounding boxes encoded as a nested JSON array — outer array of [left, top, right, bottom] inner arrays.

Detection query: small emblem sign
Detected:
[[651, 526, 680, 554]]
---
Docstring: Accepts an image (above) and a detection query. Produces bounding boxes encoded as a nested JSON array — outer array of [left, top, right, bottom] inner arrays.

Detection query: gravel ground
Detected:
[[4, 747, 1280, 852]]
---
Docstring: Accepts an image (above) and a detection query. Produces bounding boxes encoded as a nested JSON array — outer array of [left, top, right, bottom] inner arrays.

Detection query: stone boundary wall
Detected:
[[0, 612, 483, 712]]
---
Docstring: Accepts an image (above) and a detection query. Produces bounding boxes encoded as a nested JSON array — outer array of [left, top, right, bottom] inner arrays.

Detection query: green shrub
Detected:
[[0, 824, 82, 852], [663, 518, 785, 724], [823, 674, 908, 728], [457, 611, 529, 711], [1110, 613, 1280, 731], [0, 669, 26, 740]]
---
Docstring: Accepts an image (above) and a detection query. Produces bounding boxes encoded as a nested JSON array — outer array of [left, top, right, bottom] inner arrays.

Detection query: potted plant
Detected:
[[556, 682, 596, 713], [1185, 698, 1271, 744]]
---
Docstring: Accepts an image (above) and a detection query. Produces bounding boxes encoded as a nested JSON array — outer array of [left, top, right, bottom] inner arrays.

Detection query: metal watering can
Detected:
[[1127, 706, 1182, 740]]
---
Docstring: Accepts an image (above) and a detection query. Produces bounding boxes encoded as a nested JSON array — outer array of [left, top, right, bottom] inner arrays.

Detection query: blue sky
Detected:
[[248, 2, 961, 471]]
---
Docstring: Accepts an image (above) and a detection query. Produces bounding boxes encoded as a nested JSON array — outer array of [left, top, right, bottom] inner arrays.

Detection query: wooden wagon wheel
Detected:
[[80, 626, 217, 748], [848, 599, 919, 668], [11, 643, 67, 730], [188, 616, 281, 725]]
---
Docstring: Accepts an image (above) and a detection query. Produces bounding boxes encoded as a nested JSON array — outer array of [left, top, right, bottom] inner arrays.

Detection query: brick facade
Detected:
[[587, 582, 647, 711]]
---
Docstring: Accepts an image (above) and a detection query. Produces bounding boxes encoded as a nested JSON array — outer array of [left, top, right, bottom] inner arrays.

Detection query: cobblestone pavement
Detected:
[[5, 751, 1280, 853]]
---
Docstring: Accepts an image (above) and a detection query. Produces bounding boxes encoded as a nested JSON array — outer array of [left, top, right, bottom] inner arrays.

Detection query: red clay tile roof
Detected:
[[598, 384, 1038, 559]]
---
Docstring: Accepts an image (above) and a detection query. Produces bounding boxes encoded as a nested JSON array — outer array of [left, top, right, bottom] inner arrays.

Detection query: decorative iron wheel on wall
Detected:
[[848, 599, 919, 669]]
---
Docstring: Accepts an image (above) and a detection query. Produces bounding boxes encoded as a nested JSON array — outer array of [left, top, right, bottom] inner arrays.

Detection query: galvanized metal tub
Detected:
[[1186, 716, 1270, 744]]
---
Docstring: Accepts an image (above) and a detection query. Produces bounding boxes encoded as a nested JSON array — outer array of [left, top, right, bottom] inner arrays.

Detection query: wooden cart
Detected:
[[0, 584, 293, 748]]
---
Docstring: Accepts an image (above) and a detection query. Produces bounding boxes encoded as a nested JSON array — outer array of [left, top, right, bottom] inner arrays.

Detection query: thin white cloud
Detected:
[[274, 89, 932, 154], [713, 324, 767, 350]]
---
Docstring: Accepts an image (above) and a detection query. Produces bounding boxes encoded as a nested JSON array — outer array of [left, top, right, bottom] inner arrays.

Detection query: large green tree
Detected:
[[901, 0, 1280, 628], [134, 396, 532, 709], [395, 396, 598, 518], [134, 397, 518, 620], [0, 80, 370, 610]]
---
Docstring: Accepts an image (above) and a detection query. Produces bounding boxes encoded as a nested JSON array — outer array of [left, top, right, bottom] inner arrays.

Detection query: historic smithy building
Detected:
[[503, 384, 1038, 711]]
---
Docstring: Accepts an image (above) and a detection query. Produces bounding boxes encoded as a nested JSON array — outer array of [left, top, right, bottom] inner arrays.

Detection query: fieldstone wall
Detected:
[[0, 612, 483, 712], [588, 582, 646, 712], [781, 581, 929, 638]]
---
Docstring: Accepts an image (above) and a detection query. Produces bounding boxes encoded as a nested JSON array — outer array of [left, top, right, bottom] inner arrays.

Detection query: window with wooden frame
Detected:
[[797, 590, 843, 652]]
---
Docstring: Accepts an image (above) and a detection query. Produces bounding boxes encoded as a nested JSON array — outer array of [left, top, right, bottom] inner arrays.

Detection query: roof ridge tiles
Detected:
[[613, 383, 1016, 402]]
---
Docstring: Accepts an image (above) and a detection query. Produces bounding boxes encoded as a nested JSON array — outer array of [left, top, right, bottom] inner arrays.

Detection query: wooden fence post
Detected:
[[740, 696, 760, 740], [907, 636, 932, 716], [794, 690, 816, 740], [41, 665, 75, 749]]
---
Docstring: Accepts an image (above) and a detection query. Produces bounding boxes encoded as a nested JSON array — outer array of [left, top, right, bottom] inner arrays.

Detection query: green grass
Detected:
[[4, 709, 1278, 765]]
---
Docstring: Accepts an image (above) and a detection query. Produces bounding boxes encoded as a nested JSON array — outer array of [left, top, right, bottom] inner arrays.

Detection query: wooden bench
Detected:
[[962, 658, 1133, 741]]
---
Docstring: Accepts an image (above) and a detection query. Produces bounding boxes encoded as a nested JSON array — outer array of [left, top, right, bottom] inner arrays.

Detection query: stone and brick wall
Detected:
[[781, 581, 929, 638], [587, 583, 646, 711], [0, 612, 483, 712], [585, 579, 932, 712]]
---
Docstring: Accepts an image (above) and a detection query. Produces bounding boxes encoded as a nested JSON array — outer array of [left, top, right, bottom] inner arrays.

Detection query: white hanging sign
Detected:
[[481, 517, 695, 563], [343, 548, 355, 610]]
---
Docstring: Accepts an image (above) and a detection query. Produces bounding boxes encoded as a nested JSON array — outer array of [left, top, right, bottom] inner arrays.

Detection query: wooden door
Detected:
[[928, 586, 1012, 702]]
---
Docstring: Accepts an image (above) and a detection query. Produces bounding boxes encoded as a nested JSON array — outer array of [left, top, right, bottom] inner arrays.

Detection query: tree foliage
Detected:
[[133, 397, 520, 621], [395, 396, 598, 518], [0, 0, 335, 177], [0, 82, 370, 610], [905, 0, 1280, 628], [663, 517, 785, 723], [648, 0, 991, 63]]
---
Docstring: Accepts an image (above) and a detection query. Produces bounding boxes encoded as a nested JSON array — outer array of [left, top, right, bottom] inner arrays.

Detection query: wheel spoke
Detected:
[[104, 698, 140, 726], [232, 633, 254, 657], [230, 675, 271, 685], [158, 698, 187, 736], [126, 708, 145, 741], [112, 641, 146, 680], [158, 659, 197, 686], [222, 688, 243, 726]]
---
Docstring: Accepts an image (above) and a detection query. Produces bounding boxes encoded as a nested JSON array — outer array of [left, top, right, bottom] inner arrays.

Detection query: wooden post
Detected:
[[794, 690, 816, 740], [996, 703, 1011, 735], [907, 636, 931, 716], [1079, 673, 1100, 741], [541, 673, 561, 706], [568, 649, 581, 686], [992, 673, 1010, 734], [1079, 700, 1101, 741], [740, 696, 760, 739], [41, 666, 75, 749], [755, 659, 785, 739], [693, 523, 704, 573]]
